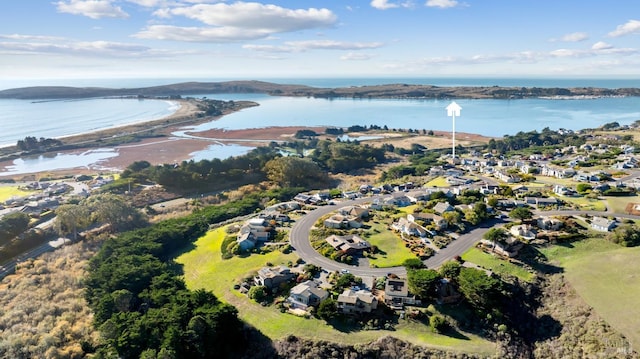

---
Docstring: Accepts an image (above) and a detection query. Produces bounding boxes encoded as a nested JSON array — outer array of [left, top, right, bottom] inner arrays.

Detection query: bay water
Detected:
[[1, 77, 639, 176]]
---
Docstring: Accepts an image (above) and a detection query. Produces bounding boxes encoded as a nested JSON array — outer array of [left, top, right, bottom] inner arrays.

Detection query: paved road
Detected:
[[0, 241, 55, 279], [289, 196, 509, 277]]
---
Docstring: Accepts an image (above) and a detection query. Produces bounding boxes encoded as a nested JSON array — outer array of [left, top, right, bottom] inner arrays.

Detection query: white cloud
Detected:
[[286, 40, 383, 50], [341, 52, 373, 61], [550, 44, 637, 58], [370, 0, 413, 10], [125, 0, 163, 7], [550, 48, 582, 58], [0, 34, 66, 41], [162, 3, 336, 32], [425, 0, 459, 8], [555, 32, 588, 42], [608, 19, 640, 37], [371, 0, 399, 9], [0, 34, 193, 58], [135, 25, 269, 42], [141, 2, 338, 42], [243, 40, 383, 53], [242, 44, 295, 53], [592, 41, 613, 50], [55, 0, 129, 19]]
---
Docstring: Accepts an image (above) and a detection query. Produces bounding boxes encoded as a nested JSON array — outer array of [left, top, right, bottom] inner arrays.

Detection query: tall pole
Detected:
[[446, 101, 462, 160]]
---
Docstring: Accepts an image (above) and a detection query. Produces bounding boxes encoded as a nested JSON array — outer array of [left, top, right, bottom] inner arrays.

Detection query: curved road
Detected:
[[290, 196, 508, 277]]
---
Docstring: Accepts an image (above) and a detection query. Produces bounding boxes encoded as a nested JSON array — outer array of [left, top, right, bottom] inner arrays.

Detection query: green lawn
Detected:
[[533, 177, 578, 187], [606, 194, 640, 214], [424, 177, 449, 188], [365, 222, 416, 268], [176, 226, 495, 354], [461, 247, 536, 283], [560, 196, 607, 211], [540, 238, 640, 350], [0, 185, 31, 202]]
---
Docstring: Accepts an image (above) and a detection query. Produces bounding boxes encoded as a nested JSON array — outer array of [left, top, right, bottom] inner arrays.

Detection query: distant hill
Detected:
[[1, 80, 639, 100]]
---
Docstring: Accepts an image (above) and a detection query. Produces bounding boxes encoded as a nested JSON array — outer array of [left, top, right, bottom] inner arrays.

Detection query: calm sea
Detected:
[[1, 77, 639, 176]]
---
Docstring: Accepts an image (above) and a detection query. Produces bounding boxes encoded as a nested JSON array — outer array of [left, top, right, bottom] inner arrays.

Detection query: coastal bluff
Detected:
[[1, 80, 639, 100]]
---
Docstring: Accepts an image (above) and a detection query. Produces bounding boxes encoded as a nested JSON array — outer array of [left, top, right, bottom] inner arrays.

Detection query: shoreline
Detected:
[[0, 97, 494, 180]]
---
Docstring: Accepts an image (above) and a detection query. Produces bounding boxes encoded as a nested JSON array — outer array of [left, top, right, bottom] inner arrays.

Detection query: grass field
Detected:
[[540, 238, 640, 350], [0, 185, 31, 202], [365, 222, 416, 268], [176, 226, 495, 354], [461, 247, 536, 283], [560, 195, 607, 211], [606, 195, 640, 214], [424, 177, 449, 187]]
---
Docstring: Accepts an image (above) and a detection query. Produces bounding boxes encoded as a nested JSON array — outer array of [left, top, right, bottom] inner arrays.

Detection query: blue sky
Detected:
[[1, 0, 640, 82]]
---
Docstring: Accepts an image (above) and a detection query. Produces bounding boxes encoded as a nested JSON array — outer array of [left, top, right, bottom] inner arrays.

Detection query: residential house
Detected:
[[337, 289, 378, 314], [255, 266, 294, 289], [406, 190, 430, 203], [524, 196, 559, 209], [436, 278, 462, 304], [287, 280, 329, 310], [446, 176, 472, 186], [325, 234, 371, 254], [384, 276, 417, 309], [541, 165, 576, 179], [537, 216, 564, 231], [510, 224, 536, 240], [590, 216, 617, 232], [293, 193, 312, 204], [408, 212, 448, 230], [433, 202, 454, 215], [480, 236, 524, 258], [338, 205, 369, 219], [237, 217, 271, 250], [392, 217, 428, 237], [265, 201, 300, 213], [494, 170, 521, 183], [324, 214, 362, 229], [383, 195, 412, 207]]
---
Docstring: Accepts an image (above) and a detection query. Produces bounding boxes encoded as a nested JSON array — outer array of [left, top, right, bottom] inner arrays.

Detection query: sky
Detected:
[[1, 0, 640, 82]]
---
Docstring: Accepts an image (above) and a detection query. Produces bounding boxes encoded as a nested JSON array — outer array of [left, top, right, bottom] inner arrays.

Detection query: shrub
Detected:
[[429, 315, 447, 333]]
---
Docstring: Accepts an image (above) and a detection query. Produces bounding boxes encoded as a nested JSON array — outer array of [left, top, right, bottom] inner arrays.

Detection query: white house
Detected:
[[287, 280, 329, 310], [337, 289, 378, 314]]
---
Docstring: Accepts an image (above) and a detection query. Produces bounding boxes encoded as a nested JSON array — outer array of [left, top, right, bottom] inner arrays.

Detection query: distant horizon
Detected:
[[2, 75, 640, 92]]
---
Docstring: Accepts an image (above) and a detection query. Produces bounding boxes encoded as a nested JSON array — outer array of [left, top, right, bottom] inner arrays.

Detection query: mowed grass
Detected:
[[424, 177, 449, 187], [365, 222, 416, 268], [560, 196, 607, 211], [606, 194, 640, 214], [461, 248, 536, 283], [176, 226, 495, 354], [540, 238, 640, 350], [0, 185, 32, 202]]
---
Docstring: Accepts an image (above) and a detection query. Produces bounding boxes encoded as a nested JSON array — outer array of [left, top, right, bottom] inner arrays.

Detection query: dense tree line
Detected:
[[120, 146, 280, 192], [0, 212, 30, 246], [16, 136, 63, 151], [84, 188, 298, 358], [310, 140, 385, 173], [486, 128, 585, 154]]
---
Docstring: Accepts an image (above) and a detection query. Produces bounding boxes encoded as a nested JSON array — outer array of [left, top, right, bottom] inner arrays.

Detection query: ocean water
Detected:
[[1, 77, 639, 176], [0, 97, 179, 148]]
